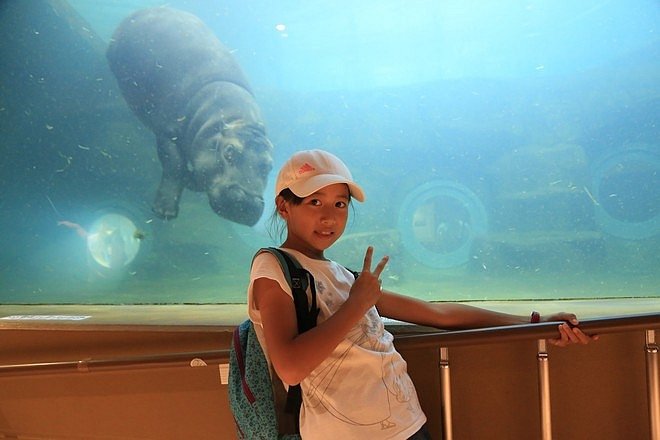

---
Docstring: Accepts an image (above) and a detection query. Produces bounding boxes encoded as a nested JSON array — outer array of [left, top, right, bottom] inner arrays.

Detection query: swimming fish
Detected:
[[57, 220, 88, 238], [583, 186, 600, 206]]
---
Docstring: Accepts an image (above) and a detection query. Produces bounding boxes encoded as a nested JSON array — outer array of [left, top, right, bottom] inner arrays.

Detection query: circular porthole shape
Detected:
[[398, 180, 488, 268], [87, 213, 142, 270], [84, 203, 152, 278], [591, 148, 660, 240]]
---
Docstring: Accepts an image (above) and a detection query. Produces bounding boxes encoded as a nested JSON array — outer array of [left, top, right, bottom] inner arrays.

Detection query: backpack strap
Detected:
[[254, 247, 322, 431], [258, 247, 320, 332]]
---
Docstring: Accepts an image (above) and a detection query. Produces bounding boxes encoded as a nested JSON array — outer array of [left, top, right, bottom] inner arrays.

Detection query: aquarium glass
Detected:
[[1, 0, 658, 305]]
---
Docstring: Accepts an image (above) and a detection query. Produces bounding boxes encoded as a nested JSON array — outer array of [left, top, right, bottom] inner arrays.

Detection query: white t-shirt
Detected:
[[247, 248, 427, 440]]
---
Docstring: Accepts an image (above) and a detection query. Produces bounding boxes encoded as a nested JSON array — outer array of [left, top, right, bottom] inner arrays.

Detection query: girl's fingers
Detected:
[[372, 256, 389, 278], [361, 246, 389, 284], [560, 323, 579, 343], [549, 324, 596, 346], [571, 326, 597, 344], [362, 246, 374, 273]]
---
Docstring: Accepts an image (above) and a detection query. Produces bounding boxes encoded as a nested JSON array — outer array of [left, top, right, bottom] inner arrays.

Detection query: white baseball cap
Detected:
[[275, 149, 366, 202]]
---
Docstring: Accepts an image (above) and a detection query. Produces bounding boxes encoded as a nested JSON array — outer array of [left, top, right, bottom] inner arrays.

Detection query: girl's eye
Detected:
[[309, 199, 321, 206], [335, 201, 347, 208]]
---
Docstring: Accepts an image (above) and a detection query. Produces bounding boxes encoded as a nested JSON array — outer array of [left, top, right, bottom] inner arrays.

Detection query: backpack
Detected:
[[228, 247, 320, 440]]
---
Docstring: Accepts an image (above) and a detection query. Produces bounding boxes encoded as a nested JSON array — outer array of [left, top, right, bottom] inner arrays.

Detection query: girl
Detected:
[[248, 149, 595, 439]]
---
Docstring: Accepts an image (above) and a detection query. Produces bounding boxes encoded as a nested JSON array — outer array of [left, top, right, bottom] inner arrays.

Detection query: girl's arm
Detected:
[[254, 276, 376, 386], [255, 246, 388, 385], [376, 290, 596, 345], [376, 290, 529, 329]]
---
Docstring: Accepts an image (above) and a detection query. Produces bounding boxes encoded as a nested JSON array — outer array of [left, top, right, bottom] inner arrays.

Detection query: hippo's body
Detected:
[[107, 7, 272, 225]]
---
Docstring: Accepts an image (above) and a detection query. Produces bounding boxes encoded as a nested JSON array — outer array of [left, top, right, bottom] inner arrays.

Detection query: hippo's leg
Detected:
[[153, 136, 185, 220]]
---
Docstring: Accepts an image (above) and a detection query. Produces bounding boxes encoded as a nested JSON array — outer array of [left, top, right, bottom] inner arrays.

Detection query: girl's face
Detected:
[[278, 183, 350, 260]]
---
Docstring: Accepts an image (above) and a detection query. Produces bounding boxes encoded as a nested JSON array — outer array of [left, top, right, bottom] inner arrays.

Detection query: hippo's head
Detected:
[[202, 123, 273, 226], [183, 82, 274, 226]]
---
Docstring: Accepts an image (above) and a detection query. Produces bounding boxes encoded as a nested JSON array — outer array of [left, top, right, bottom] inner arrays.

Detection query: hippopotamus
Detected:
[[106, 7, 273, 226]]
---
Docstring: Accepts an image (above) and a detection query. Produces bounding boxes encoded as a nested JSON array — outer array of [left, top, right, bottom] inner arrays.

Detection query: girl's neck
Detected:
[[281, 239, 327, 261]]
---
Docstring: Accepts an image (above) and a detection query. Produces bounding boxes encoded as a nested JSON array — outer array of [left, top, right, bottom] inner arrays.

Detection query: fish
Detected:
[[583, 186, 600, 206], [57, 220, 87, 238]]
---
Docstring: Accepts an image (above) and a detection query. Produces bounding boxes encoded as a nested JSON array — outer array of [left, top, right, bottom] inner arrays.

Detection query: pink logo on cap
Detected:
[[297, 162, 315, 176]]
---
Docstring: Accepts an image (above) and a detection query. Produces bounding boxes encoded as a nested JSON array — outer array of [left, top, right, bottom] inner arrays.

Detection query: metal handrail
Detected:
[[394, 312, 660, 440], [395, 312, 660, 349], [0, 349, 230, 376], [2, 311, 658, 440], [1, 312, 658, 377]]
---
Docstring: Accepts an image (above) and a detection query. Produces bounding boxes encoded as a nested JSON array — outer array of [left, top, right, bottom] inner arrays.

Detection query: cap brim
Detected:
[[289, 174, 365, 202]]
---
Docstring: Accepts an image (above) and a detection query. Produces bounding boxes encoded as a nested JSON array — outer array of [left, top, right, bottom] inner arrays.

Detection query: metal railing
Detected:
[[0, 349, 230, 376], [1, 312, 659, 439], [395, 312, 660, 440]]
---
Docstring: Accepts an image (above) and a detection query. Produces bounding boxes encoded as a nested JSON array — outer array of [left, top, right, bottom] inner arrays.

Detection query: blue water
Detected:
[[0, 0, 658, 304]]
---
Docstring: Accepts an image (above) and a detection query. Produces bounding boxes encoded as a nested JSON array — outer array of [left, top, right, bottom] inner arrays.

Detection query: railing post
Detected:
[[439, 346, 453, 440], [537, 339, 553, 440], [646, 330, 659, 440]]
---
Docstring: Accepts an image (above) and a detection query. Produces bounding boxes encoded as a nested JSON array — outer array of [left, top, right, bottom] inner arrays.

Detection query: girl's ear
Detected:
[[275, 195, 288, 219]]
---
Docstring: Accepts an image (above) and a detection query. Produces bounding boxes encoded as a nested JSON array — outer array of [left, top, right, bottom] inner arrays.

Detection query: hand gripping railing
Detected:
[[396, 312, 660, 440]]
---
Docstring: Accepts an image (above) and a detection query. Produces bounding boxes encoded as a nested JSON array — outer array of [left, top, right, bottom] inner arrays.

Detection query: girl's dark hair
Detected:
[[278, 188, 304, 205], [267, 189, 303, 243]]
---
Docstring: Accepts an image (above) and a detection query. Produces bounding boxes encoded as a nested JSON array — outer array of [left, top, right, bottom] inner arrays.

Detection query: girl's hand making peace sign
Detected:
[[347, 246, 389, 313]]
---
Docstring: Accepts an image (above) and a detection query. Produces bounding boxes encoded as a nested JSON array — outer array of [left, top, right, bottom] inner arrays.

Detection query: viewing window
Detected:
[[1, 0, 658, 307]]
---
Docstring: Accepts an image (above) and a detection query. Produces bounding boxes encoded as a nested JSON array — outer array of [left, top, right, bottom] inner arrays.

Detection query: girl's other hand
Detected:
[[544, 312, 599, 346]]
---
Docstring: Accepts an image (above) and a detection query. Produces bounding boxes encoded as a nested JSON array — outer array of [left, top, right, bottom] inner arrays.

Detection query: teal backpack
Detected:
[[228, 247, 320, 439]]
